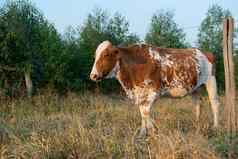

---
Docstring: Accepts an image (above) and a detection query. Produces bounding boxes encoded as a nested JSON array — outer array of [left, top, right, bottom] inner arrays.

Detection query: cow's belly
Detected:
[[161, 86, 191, 97], [168, 87, 188, 97]]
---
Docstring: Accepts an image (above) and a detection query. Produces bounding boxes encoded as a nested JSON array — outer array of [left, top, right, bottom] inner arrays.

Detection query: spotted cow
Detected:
[[90, 41, 220, 136]]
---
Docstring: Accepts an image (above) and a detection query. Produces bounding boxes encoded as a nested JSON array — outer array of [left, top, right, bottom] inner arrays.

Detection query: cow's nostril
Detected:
[[90, 74, 99, 81], [92, 74, 97, 79]]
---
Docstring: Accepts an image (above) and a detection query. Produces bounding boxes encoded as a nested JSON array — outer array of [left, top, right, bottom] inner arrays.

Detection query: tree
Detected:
[[0, 0, 47, 97], [145, 10, 188, 48], [197, 4, 233, 90], [57, 26, 82, 91], [0, 0, 65, 96], [39, 22, 66, 90], [107, 12, 140, 45]]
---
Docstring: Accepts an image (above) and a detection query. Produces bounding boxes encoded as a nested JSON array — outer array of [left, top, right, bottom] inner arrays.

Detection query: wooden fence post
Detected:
[[223, 17, 236, 158], [24, 71, 33, 98]]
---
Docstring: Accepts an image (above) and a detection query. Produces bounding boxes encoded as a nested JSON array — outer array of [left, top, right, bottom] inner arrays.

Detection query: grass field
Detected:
[[0, 89, 237, 159]]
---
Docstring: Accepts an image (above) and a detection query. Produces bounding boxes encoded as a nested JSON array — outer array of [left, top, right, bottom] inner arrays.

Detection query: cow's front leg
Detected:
[[138, 103, 157, 137]]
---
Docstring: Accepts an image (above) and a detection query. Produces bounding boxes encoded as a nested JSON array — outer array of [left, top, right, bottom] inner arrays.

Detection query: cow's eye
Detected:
[[104, 53, 110, 57]]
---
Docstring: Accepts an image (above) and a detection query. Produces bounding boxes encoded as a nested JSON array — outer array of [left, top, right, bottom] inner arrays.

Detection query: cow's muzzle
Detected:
[[90, 73, 102, 81]]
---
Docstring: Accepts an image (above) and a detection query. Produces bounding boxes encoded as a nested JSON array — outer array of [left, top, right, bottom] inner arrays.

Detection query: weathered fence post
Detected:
[[24, 70, 33, 98], [223, 17, 236, 158]]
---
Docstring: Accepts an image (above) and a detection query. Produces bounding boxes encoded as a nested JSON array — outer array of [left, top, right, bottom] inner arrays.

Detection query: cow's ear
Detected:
[[109, 47, 120, 58], [110, 47, 119, 55]]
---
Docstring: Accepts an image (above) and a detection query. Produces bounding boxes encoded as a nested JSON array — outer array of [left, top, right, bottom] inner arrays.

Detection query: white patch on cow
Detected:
[[147, 91, 158, 105], [118, 79, 133, 99], [95, 41, 111, 61], [90, 41, 111, 76], [192, 49, 212, 92], [162, 59, 174, 67], [148, 47, 174, 67], [90, 62, 99, 76], [165, 54, 171, 58], [126, 89, 134, 99], [129, 86, 158, 105], [149, 47, 161, 61], [138, 43, 147, 48], [106, 61, 119, 79], [132, 86, 145, 105], [143, 79, 152, 85]]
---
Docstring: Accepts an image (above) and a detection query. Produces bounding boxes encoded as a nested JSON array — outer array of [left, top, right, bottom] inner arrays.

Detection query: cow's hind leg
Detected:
[[192, 92, 201, 122], [205, 76, 220, 127]]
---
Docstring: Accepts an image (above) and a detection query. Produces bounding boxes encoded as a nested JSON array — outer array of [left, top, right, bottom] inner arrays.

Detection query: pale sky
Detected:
[[1, 0, 237, 46]]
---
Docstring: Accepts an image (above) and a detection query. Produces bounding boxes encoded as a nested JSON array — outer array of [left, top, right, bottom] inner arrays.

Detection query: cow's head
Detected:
[[90, 41, 120, 81]]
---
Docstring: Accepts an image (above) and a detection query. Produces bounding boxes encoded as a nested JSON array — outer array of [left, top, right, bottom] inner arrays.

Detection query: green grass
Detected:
[[0, 90, 237, 159]]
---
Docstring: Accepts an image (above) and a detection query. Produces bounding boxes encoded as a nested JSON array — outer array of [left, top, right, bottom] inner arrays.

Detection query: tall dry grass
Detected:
[[0, 90, 237, 159]]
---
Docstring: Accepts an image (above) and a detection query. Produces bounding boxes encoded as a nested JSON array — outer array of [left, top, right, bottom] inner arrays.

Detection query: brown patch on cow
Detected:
[[204, 52, 215, 64], [117, 64, 133, 90], [117, 45, 162, 91], [204, 51, 215, 75]]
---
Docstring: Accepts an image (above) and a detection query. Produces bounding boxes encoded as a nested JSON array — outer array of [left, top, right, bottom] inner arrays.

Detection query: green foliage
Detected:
[[107, 12, 140, 45], [0, 0, 72, 94], [0, 1, 43, 93], [39, 23, 69, 90], [0, 0, 47, 95], [210, 134, 238, 158], [197, 4, 235, 90], [58, 26, 82, 91], [145, 10, 188, 48], [0, 0, 45, 71]]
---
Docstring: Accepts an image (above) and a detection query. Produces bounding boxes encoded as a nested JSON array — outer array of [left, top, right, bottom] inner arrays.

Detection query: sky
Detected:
[[0, 0, 237, 46]]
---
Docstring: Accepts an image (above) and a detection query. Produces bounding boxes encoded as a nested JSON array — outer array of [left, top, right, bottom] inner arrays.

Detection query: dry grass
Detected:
[[0, 90, 237, 159]]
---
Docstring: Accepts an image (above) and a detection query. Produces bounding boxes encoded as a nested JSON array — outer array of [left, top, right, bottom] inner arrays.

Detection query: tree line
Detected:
[[0, 0, 237, 97]]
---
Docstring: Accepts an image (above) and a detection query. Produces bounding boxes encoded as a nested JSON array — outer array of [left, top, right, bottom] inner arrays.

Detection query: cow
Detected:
[[90, 40, 220, 136]]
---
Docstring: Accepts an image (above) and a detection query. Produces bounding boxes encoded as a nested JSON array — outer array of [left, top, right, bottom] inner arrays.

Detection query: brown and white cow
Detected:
[[90, 41, 220, 136]]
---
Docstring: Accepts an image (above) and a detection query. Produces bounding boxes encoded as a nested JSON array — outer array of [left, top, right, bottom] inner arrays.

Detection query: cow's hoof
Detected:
[[146, 119, 159, 136], [138, 127, 147, 138], [133, 127, 148, 140], [136, 127, 158, 139], [147, 127, 159, 137]]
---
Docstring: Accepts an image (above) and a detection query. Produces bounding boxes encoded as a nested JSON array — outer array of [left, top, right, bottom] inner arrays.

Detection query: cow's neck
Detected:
[[115, 46, 160, 91], [115, 54, 134, 91], [105, 61, 120, 79]]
